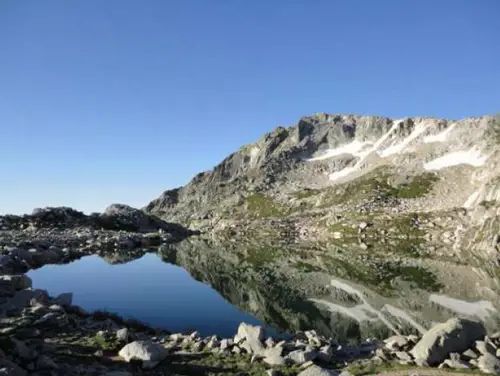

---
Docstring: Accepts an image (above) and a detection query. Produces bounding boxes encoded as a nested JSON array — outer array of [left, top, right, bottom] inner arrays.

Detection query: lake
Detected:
[[27, 239, 500, 342], [27, 253, 265, 337]]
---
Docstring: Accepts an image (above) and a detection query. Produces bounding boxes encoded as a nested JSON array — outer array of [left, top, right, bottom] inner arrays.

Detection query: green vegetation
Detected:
[[242, 247, 289, 267], [294, 260, 322, 272], [323, 255, 442, 296], [292, 188, 321, 199], [390, 173, 440, 198], [319, 168, 439, 208], [161, 352, 303, 376], [89, 333, 122, 351], [246, 193, 289, 218]]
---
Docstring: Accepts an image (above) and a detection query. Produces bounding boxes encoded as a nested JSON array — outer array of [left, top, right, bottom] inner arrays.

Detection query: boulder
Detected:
[[287, 349, 317, 365], [384, 335, 409, 350], [0, 357, 27, 376], [54, 292, 72, 306], [477, 338, 497, 355], [410, 318, 486, 366], [298, 365, 339, 376], [263, 346, 285, 366], [118, 341, 167, 366], [439, 353, 470, 369], [236, 323, 265, 354], [0, 275, 32, 291], [116, 328, 129, 342], [478, 353, 500, 374], [36, 355, 59, 369]]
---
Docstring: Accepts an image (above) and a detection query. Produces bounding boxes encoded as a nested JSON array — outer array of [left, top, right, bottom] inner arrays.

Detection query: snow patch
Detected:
[[424, 124, 456, 144], [424, 148, 488, 171], [463, 190, 480, 208], [307, 140, 371, 162], [429, 294, 496, 320], [380, 305, 427, 334], [249, 146, 260, 166], [328, 120, 402, 181], [378, 121, 429, 158]]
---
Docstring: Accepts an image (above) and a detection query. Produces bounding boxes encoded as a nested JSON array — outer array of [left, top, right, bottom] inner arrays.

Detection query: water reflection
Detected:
[[28, 237, 500, 342]]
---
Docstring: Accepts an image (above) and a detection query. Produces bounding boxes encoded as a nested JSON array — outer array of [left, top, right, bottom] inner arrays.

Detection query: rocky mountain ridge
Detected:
[[146, 113, 500, 267]]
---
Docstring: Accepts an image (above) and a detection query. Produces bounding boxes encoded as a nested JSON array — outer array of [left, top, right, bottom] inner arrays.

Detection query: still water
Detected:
[[27, 241, 500, 342], [27, 253, 264, 337]]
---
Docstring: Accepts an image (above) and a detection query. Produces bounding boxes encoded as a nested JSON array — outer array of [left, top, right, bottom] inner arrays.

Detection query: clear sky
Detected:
[[1, 0, 499, 215]]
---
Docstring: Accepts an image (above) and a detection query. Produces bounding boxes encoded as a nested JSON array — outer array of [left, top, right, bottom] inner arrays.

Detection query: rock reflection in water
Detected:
[[161, 237, 500, 342]]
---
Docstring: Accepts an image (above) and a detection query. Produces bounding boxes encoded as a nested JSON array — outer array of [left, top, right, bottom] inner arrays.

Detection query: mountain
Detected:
[[145, 113, 500, 268]]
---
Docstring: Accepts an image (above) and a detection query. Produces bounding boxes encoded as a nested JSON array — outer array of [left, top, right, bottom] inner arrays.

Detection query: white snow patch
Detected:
[[249, 146, 260, 166], [310, 279, 401, 334], [328, 120, 402, 181], [463, 190, 480, 208], [378, 121, 429, 158], [380, 305, 427, 334], [424, 148, 488, 171], [329, 166, 359, 181], [307, 140, 372, 162], [424, 124, 456, 144], [309, 298, 377, 322], [429, 294, 497, 320]]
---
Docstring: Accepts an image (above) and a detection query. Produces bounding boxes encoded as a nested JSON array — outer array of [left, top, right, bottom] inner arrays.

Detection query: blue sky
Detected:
[[1, 0, 499, 214]]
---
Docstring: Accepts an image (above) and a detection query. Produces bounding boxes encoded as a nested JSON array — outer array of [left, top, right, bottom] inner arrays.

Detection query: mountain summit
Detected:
[[146, 114, 500, 266]]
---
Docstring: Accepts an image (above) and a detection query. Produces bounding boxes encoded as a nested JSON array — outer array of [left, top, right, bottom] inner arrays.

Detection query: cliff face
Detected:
[[146, 114, 500, 266]]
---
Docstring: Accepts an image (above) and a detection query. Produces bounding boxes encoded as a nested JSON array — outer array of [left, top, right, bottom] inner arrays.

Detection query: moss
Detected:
[[246, 193, 288, 218]]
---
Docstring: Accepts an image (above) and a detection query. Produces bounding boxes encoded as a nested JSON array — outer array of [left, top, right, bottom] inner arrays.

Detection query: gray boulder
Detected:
[[0, 275, 32, 291], [287, 349, 317, 365], [118, 340, 167, 367], [478, 353, 500, 374], [410, 318, 486, 366], [116, 328, 129, 342], [235, 323, 265, 354], [263, 346, 285, 366]]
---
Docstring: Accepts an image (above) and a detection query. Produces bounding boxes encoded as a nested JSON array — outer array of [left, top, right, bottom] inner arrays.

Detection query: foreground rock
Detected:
[[118, 340, 167, 368], [410, 318, 486, 366]]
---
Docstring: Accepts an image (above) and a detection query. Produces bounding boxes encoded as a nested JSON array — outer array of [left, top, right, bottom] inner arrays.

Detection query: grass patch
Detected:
[[319, 168, 439, 208], [246, 193, 289, 218], [89, 333, 122, 351], [390, 173, 439, 199]]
